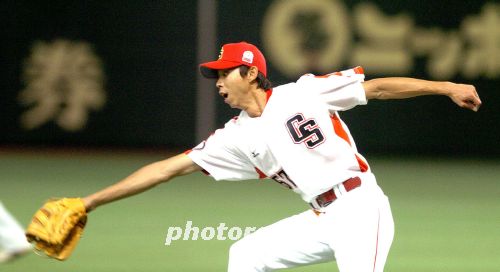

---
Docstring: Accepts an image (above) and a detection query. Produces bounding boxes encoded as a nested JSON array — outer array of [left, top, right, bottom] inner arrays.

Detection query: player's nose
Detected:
[[216, 77, 223, 88]]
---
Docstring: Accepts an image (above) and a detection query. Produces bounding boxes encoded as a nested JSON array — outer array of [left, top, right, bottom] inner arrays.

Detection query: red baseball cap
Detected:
[[199, 42, 267, 78]]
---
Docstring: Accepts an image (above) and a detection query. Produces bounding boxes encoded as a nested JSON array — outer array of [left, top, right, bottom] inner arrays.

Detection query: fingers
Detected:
[[474, 91, 482, 110], [469, 86, 482, 112], [459, 84, 482, 112], [464, 99, 481, 112]]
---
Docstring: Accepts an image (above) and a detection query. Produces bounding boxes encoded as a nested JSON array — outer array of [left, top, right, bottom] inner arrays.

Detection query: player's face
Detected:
[[216, 67, 250, 109]]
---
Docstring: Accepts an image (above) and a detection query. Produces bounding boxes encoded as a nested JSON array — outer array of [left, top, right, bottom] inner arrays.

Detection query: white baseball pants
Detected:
[[228, 177, 394, 271]]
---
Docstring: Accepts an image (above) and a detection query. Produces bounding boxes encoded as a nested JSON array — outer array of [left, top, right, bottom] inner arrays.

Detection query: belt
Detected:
[[310, 176, 362, 209]]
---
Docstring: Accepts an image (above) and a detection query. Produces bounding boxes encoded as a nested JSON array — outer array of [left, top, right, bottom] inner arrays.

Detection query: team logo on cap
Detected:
[[242, 51, 254, 64]]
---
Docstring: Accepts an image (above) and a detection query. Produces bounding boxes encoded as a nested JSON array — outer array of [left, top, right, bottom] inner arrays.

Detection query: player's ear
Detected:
[[247, 66, 259, 82]]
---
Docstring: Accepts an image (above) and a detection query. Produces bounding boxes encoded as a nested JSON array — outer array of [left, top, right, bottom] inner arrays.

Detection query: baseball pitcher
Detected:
[[26, 42, 481, 271]]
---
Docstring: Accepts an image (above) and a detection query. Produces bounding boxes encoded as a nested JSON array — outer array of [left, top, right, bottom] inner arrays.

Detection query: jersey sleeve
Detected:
[[186, 121, 258, 181], [296, 67, 367, 112]]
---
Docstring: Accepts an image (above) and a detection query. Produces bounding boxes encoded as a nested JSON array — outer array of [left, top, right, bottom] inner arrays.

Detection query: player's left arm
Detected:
[[362, 77, 482, 111]]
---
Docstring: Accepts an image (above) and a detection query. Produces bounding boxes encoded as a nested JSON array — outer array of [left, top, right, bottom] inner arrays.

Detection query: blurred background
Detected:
[[1, 0, 499, 271]]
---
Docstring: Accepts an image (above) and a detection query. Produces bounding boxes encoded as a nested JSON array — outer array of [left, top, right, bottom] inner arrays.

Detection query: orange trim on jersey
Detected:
[[331, 114, 368, 173], [353, 66, 364, 74], [254, 167, 267, 179], [355, 154, 369, 172], [331, 114, 351, 145], [265, 89, 273, 103], [184, 149, 192, 154]]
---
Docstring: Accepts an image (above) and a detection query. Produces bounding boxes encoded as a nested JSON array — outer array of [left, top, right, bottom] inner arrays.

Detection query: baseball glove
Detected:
[[25, 198, 87, 261]]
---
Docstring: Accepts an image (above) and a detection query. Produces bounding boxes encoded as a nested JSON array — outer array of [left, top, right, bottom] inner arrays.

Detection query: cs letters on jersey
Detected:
[[285, 113, 325, 149]]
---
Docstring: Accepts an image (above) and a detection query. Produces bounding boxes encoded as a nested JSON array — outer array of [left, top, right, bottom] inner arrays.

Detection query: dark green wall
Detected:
[[1, 0, 498, 156]]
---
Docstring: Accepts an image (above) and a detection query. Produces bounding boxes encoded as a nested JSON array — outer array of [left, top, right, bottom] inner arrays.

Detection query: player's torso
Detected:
[[233, 84, 369, 202]]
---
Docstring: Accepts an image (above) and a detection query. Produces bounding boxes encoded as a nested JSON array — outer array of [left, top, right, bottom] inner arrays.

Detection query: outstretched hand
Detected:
[[448, 83, 482, 112]]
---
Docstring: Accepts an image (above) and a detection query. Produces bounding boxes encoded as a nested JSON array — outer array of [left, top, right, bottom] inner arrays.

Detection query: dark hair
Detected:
[[238, 65, 273, 90]]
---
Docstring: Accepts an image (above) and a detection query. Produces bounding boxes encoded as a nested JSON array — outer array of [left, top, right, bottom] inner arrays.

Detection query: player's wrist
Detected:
[[433, 81, 454, 96], [81, 196, 95, 212]]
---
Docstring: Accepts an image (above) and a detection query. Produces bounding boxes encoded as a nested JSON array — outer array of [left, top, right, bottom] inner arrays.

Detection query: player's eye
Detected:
[[218, 70, 229, 77]]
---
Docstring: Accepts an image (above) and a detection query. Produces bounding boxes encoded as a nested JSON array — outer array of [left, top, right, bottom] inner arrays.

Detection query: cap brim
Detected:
[[199, 60, 243, 78]]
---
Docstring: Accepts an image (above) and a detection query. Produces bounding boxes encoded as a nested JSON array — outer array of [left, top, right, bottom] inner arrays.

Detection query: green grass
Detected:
[[1, 151, 499, 271]]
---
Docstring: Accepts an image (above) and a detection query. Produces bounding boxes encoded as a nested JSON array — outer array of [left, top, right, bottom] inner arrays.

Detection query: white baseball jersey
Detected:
[[188, 67, 372, 203]]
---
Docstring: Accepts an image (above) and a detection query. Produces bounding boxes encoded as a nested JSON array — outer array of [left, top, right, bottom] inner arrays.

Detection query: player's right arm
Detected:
[[82, 153, 201, 212], [363, 77, 482, 111]]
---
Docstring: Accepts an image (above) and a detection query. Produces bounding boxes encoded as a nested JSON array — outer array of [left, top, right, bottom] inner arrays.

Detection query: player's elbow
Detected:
[[362, 79, 384, 100], [153, 154, 201, 183]]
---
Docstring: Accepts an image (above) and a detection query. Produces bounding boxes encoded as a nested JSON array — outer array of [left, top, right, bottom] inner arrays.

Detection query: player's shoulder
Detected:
[[204, 113, 246, 145], [221, 111, 251, 129], [296, 66, 366, 84], [271, 81, 300, 97]]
